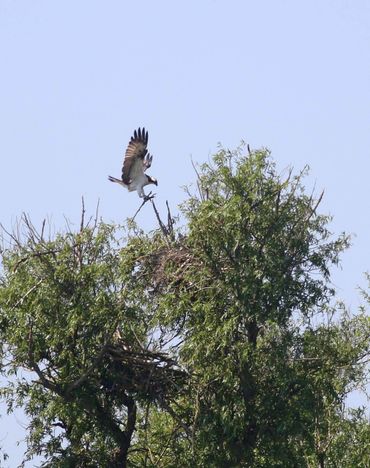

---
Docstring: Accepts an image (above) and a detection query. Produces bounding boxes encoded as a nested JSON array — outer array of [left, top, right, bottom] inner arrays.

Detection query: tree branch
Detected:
[[65, 342, 109, 394]]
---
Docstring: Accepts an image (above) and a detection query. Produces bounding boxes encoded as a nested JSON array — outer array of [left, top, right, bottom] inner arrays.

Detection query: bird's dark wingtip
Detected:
[[131, 127, 148, 144]]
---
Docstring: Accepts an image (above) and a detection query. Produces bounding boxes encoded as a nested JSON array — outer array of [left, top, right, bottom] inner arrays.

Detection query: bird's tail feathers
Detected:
[[108, 175, 125, 185]]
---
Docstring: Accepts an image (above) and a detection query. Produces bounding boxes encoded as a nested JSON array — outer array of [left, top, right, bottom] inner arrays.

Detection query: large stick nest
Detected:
[[102, 340, 188, 403]]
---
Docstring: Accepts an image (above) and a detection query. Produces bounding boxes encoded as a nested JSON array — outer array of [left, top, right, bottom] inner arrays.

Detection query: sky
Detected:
[[0, 0, 370, 465]]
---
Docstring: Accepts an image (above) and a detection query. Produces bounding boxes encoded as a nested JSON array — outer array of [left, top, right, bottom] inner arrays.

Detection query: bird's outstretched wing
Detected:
[[121, 128, 149, 184], [143, 152, 153, 170]]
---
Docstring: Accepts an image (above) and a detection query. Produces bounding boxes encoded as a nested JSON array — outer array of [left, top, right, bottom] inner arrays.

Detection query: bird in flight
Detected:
[[108, 127, 158, 199]]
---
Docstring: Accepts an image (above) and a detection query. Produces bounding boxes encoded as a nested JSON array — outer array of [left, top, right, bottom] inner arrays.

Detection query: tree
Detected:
[[0, 213, 187, 467], [0, 146, 369, 467], [129, 147, 369, 467]]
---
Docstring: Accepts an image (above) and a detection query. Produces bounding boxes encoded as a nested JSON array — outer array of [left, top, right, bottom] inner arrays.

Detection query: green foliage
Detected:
[[0, 217, 186, 466], [0, 147, 369, 467], [137, 147, 368, 467]]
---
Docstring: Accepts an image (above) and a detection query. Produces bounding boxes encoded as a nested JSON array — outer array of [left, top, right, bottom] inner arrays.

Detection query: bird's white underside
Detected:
[[110, 173, 149, 198], [129, 173, 148, 197]]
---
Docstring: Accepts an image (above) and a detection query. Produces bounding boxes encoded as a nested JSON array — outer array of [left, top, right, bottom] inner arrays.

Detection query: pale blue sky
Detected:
[[1, 1, 370, 465]]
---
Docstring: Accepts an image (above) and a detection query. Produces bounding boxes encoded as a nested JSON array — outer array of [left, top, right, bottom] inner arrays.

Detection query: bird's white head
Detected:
[[147, 176, 158, 186]]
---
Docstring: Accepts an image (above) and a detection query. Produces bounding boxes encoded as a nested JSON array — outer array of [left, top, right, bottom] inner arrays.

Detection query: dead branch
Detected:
[[0, 221, 23, 249], [191, 156, 207, 201], [132, 193, 155, 221], [80, 196, 86, 232], [166, 201, 175, 240], [150, 199, 171, 240]]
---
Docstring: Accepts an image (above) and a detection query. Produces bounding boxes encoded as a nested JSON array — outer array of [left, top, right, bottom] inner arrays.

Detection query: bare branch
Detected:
[[80, 196, 86, 232], [150, 199, 171, 240], [65, 342, 109, 394], [40, 219, 46, 241], [132, 194, 155, 221], [191, 156, 206, 201]]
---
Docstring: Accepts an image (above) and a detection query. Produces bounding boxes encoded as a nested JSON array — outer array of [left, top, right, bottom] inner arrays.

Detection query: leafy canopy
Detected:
[[0, 146, 369, 467]]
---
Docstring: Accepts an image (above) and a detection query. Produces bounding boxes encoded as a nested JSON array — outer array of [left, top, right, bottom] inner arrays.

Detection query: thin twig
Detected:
[[10, 278, 43, 309], [150, 199, 169, 239], [93, 199, 100, 230], [12, 249, 60, 272], [0, 222, 22, 248], [191, 156, 206, 201], [132, 194, 155, 221]]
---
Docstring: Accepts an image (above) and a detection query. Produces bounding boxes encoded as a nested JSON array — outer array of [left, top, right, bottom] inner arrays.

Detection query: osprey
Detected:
[[108, 127, 158, 199]]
